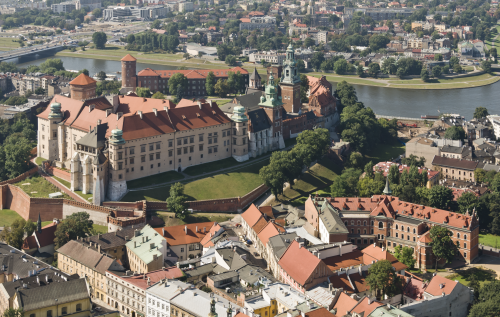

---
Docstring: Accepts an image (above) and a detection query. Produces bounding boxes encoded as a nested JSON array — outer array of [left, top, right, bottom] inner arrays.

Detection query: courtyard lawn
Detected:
[[279, 157, 342, 205], [15, 173, 72, 200], [183, 157, 242, 177], [127, 171, 184, 189], [154, 211, 234, 227], [122, 159, 268, 202], [0, 209, 24, 227], [35, 157, 47, 166], [479, 233, 500, 248], [445, 267, 496, 287], [364, 140, 406, 164], [52, 176, 93, 202]]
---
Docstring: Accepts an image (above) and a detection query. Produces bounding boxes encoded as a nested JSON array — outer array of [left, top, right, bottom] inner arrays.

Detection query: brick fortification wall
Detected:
[[0, 166, 38, 186], [46, 166, 71, 182]]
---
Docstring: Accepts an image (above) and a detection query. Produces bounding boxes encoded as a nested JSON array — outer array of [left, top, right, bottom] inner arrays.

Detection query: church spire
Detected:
[[383, 177, 392, 196], [37, 213, 42, 233]]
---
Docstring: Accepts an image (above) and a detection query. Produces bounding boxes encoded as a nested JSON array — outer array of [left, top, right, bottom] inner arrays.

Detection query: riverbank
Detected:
[[48, 45, 499, 90]]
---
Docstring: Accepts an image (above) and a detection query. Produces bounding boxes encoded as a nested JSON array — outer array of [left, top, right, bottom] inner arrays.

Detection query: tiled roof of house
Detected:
[[108, 267, 183, 290], [350, 297, 382, 316], [322, 249, 364, 271], [304, 308, 336, 317], [155, 222, 214, 246], [431, 156, 479, 170], [278, 240, 321, 286], [373, 161, 440, 180], [257, 222, 285, 246], [328, 273, 355, 293], [200, 223, 222, 247], [33, 222, 58, 248], [69, 73, 96, 86], [333, 292, 358, 317], [252, 217, 269, 234], [241, 204, 264, 228], [403, 277, 426, 301], [424, 275, 458, 296]]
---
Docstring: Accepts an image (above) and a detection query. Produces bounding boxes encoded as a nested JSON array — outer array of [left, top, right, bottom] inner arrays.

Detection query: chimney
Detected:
[[198, 101, 202, 109], [153, 108, 157, 116], [134, 241, 137, 248], [98, 233, 101, 240], [98, 245, 101, 253], [138, 111, 143, 119], [164, 106, 169, 112], [204, 227, 207, 233], [162, 228, 165, 236], [196, 226, 198, 232], [185, 225, 187, 234]]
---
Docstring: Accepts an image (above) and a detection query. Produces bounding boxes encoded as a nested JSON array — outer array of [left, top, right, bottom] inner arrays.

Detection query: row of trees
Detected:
[[260, 129, 331, 198], [123, 32, 178, 53]]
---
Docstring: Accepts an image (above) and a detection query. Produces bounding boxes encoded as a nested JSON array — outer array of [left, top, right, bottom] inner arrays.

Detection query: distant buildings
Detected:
[[239, 16, 277, 31], [51, 1, 76, 13]]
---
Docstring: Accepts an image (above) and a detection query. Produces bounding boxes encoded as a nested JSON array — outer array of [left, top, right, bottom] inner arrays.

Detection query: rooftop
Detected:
[[126, 225, 165, 265], [155, 222, 214, 246]]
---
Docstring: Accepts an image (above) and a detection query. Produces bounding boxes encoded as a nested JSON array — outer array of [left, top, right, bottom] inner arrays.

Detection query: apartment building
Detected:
[[126, 225, 167, 274], [178, 1, 194, 12], [57, 240, 126, 302], [240, 16, 277, 31], [51, 1, 76, 13], [431, 156, 478, 181], [249, 52, 286, 65]]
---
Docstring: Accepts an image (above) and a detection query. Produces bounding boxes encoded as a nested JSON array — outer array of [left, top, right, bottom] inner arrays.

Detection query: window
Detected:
[[378, 222, 383, 229], [464, 234, 467, 240], [457, 233, 460, 239], [177, 139, 182, 146], [156, 143, 160, 150], [141, 156, 146, 163], [413, 228, 416, 234], [184, 138, 188, 145], [141, 145, 146, 153], [180, 248, 184, 252], [396, 233, 398, 238], [169, 140, 173, 147], [130, 158, 135, 164], [401, 226, 404, 231], [47, 310, 53, 317], [177, 149, 181, 155], [150, 154, 154, 161], [190, 136, 194, 143], [183, 147, 188, 154], [62, 307, 68, 315], [156, 153, 160, 159], [199, 135, 204, 142]]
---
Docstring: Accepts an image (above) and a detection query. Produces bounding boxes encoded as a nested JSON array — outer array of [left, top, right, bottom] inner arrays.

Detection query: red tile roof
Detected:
[[35, 222, 59, 248], [404, 277, 427, 301], [373, 161, 439, 180], [304, 308, 336, 317], [257, 222, 285, 246], [278, 240, 321, 286], [252, 217, 268, 235], [121, 54, 137, 61], [108, 267, 183, 289], [350, 297, 382, 316], [333, 293, 358, 317], [241, 204, 264, 228], [22, 235, 38, 251], [155, 222, 214, 246], [38, 95, 85, 125], [362, 245, 408, 271], [323, 249, 364, 271], [425, 275, 458, 296], [200, 223, 222, 248], [138, 68, 159, 76], [329, 274, 355, 293], [70, 73, 96, 86], [418, 231, 432, 243]]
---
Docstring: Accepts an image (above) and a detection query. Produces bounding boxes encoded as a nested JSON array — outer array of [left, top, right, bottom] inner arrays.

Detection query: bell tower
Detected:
[[259, 75, 285, 151], [280, 44, 302, 113]]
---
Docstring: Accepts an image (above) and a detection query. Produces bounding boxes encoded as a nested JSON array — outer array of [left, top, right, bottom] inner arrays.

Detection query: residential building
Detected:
[[278, 240, 333, 292], [126, 225, 167, 273], [51, 1, 76, 13], [178, 1, 194, 12], [12, 278, 93, 317], [407, 38, 431, 49], [487, 115, 500, 140], [170, 288, 237, 317], [145, 279, 191, 317], [304, 195, 479, 269], [21, 216, 60, 263], [249, 52, 286, 65], [266, 233, 297, 279], [431, 156, 478, 181], [57, 239, 126, 302], [344, 7, 415, 20], [83, 224, 146, 267], [400, 275, 473, 317], [244, 282, 308, 317], [154, 222, 215, 262], [239, 16, 276, 31], [75, 0, 101, 10], [106, 267, 183, 316]]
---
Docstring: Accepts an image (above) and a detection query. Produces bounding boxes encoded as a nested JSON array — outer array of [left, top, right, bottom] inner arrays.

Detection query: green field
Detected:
[[279, 157, 342, 205], [364, 140, 406, 164], [127, 171, 184, 189], [485, 23, 500, 50], [0, 37, 21, 49], [35, 157, 47, 166], [155, 211, 234, 227], [446, 267, 496, 287], [122, 159, 268, 202], [52, 176, 93, 201], [15, 173, 73, 200], [183, 157, 242, 177], [0, 209, 24, 227], [479, 233, 500, 248]]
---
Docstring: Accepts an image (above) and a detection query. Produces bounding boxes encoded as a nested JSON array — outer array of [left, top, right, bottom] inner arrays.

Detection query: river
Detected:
[[10, 53, 499, 120]]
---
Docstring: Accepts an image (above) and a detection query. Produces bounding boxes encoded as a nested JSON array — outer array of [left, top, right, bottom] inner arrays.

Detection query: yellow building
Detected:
[[57, 240, 126, 303], [12, 278, 91, 317]]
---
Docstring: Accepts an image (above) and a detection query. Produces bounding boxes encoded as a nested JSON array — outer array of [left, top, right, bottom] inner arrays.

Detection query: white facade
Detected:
[[488, 115, 500, 140], [146, 280, 191, 317]]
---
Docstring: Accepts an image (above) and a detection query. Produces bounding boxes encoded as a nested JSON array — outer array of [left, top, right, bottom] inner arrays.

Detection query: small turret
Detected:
[[48, 100, 63, 120], [383, 177, 392, 196], [109, 127, 125, 145], [231, 104, 248, 123]]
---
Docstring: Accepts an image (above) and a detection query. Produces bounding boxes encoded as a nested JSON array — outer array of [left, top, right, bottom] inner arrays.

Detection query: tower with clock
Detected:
[[280, 43, 302, 113]]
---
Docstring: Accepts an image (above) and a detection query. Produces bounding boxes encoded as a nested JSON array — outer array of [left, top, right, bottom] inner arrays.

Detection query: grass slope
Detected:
[[154, 212, 234, 227], [15, 173, 72, 200], [364, 141, 406, 164], [127, 171, 184, 189], [445, 267, 496, 287], [0, 209, 24, 227], [479, 233, 500, 248]]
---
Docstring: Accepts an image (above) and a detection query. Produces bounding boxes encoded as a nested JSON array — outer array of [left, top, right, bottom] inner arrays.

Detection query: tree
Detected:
[[457, 192, 480, 214], [490, 47, 498, 61], [92, 32, 107, 49], [368, 63, 380, 78], [166, 35, 179, 52], [183, 53, 190, 59], [166, 183, 188, 219], [175, 85, 184, 103], [168, 73, 187, 98], [453, 63, 463, 74], [310, 52, 325, 71], [394, 245, 416, 269], [429, 225, 454, 271], [444, 126, 466, 140], [151, 19, 161, 29], [369, 34, 390, 51], [475, 168, 486, 183], [39, 59, 64, 73], [434, 53, 443, 61], [421, 68, 429, 82], [24, 219, 36, 237], [364, 161, 374, 178], [304, 37, 315, 48], [334, 59, 348, 75], [482, 60, 492, 73], [54, 212, 93, 249], [349, 152, 363, 169], [388, 164, 400, 185], [3, 309, 24, 317], [331, 168, 362, 197], [136, 87, 152, 98], [432, 66, 442, 78], [214, 79, 229, 97], [205, 71, 216, 96], [3, 135, 32, 178], [428, 185, 454, 210], [449, 56, 460, 69], [473, 107, 489, 119], [401, 154, 425, 167], [96, 70, 107, 81], [366, 260, 396, 299], [152, 91, 165, 99], [34, 87, 45, 95], [357, 65, 364, 77], [0, 219, 26, 249]]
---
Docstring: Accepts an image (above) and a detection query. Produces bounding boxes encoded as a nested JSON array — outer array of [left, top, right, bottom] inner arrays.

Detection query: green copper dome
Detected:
[[48, 100, 63, 120], [258, 75, 283, 109], [231, 104, 248, 122], [109, 128, 125, 145]]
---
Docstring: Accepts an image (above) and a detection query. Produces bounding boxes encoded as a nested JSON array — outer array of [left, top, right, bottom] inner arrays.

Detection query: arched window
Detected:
[[401, 226, 404, 231], [464, 234, 467, 240], [371, 221, 374, 226], [401, 234, 404, 240], [357, 229, 360, 234], [351, 229, 354, 234], [395, 224, 399, 230], [457, 233, 460, 239], [364, 229, 367, 234], [413, 228, 416, 234], [407, 227, 410, 232], [364, 221, 367, 226], [413, 237, 416, 242], [357, 221, 361, 226], [379, 222, 383, 229], [464, 243, 467, 249], [344, 221, 348, 226], [351, 221, 355, 225], [407, 235, 410, 241]]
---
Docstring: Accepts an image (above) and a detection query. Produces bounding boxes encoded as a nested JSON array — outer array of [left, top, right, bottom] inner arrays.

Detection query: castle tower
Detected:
[[121, 54, 137, 93], [231, 104, 249, 162], [69, 73, 97, 101], [107, 127, 127, 201], [258, 75, 285, 151], [249, 67, 261, 89], [46, 100, 63, 161], [280, 44, 302, 113]]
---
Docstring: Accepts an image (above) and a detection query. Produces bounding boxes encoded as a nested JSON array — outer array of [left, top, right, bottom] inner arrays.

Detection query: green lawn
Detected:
[[52, 176, 93, 201], [41, 220, 107, 233], [183, 157, 242, 177], [279, 157, 342, 205], [123, 159, 268, 202], [127, 171, 184, 189], [15, 173, 73, 200], [445, 267, 496, 287], [479, 233, 500, 248], [35, 157, 47, 166], [154, 211, 234, 227], [0, 37, 21, 49], [0, 209, 24, 227], [364, 140, 406, 164], [216, 99, 232, 106]]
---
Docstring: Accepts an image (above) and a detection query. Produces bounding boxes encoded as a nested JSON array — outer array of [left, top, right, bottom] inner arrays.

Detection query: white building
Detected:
[[488, 115, 500, 140], [178, 1, 194, 12], [249, 52, 285, 65], [146, 279, 191, 317]]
